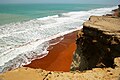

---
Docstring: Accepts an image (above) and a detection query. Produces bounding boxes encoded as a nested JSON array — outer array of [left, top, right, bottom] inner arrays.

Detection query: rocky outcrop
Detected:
[[112, 5, 120, 17], [71, 16, 120, 71], [118, 5, 120, 17]]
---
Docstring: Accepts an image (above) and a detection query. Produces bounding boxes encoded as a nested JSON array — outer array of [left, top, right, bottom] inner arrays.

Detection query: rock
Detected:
[[71, 16, 120, 71], [111, 5, 120, 17], [112, 9, 118, 12], [105, 14, 113, 16], [118, 5, 120, 10], [114, 57, 120, 67]]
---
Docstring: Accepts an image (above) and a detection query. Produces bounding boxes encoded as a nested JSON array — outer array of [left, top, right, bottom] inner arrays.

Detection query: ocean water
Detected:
[[0, 4, 115, 25], [0, 4, 117, 73]]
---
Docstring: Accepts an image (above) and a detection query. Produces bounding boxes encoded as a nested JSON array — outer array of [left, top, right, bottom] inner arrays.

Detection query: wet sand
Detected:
[[24, 31, 77, 72]]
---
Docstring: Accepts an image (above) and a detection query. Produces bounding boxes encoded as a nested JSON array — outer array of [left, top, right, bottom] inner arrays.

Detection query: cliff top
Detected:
[[83, 16, 120, 32], [83, 16, 120, 45]]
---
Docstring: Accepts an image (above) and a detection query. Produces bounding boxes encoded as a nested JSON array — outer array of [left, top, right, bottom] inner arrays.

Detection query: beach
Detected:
[[24, 31, 77, 72]]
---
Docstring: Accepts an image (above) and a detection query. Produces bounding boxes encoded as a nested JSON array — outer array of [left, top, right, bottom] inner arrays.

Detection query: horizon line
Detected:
[[0, 3, 117, 5]]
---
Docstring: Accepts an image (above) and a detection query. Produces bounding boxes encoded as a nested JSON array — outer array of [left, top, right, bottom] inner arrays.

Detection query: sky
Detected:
[[0, 0, 119, 5]]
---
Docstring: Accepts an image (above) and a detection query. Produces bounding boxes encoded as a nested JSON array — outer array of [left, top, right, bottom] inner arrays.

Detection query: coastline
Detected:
[[0, 5, 120, 80], [24, 31, 77, 72], [1, 15, 120, 80], [0, 5, 116, 73]]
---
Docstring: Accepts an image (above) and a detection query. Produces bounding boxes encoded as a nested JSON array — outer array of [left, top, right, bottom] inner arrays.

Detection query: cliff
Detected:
[[71, 16, 120, 71]]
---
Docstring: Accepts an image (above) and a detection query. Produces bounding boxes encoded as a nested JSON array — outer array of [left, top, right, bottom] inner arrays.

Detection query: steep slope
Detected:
[[71, 16, 120, 71]]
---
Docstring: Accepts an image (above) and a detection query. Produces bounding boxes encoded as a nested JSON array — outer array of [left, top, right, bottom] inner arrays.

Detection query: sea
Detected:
[[0, 4, 117, 73]]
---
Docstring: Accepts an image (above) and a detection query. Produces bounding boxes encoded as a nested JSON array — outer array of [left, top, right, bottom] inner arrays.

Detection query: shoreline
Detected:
[[2, 5, 115, 72], [1, 15, 120, 80], [0, 5, 120, 80], [24, 31, 77, 72]]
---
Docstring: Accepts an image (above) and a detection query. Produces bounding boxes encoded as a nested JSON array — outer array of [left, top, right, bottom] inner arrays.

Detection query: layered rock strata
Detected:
[[71, 16, 120, 71]]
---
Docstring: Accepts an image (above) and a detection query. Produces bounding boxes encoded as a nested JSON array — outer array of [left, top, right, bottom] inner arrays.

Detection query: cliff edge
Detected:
[[71, 16, 120, 72]]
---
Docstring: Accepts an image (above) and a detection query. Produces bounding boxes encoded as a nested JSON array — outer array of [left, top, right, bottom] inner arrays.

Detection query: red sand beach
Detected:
[[24, 31, 77, 72]]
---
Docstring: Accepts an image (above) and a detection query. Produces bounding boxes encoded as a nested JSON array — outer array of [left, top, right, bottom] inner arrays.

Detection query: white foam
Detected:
[[0, 6, 117, 73]]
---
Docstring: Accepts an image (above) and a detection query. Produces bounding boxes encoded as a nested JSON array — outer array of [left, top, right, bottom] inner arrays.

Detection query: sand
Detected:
[[24, 31, 77, 72]]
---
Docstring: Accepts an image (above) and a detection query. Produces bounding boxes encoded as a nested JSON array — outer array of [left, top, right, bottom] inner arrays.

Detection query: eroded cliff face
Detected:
[[71, 16, 120, 71]]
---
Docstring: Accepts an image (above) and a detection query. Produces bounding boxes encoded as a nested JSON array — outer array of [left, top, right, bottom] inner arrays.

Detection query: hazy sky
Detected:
[[0, 0, 119, 5]]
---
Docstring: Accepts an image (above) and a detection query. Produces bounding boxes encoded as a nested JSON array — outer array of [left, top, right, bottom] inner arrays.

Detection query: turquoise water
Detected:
[[0, 4, 114, 25]]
